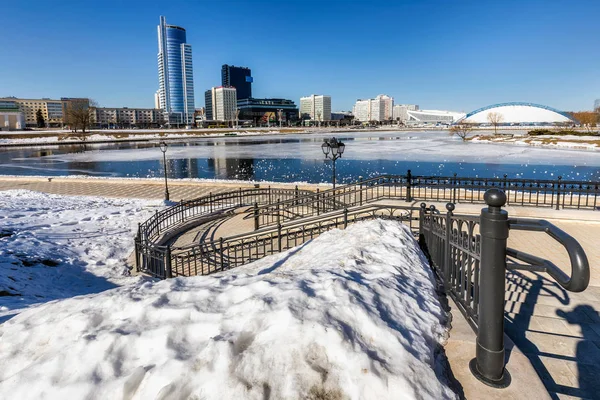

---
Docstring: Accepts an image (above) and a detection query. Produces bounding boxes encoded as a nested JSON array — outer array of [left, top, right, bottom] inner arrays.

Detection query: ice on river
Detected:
[[29, 131, 600, 167]]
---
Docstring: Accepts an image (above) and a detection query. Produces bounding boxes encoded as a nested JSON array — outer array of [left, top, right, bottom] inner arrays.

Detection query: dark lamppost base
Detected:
[[469, 358, 511, 389]]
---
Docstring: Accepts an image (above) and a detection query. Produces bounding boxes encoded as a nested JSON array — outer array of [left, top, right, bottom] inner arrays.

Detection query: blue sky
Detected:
[[2, 0, 599, 112]]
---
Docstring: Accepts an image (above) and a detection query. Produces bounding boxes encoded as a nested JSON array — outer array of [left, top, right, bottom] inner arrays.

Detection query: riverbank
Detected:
[[2, 126, 596, 148], [470, 133, 600, 151]]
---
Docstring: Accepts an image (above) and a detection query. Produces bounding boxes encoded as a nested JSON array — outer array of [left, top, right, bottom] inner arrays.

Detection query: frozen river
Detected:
[[1, 131, 599, 183]]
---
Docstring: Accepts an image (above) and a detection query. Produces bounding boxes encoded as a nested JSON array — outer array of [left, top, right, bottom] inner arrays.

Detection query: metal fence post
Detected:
[[556, 176, 562, 211], [453, 173, 458, 203], [295, 185, 299, 206], [444, 203, 455, 288], [470, 188, 511, 388], [219, 237, 225, 271], [253, 202, 259, 231], [277, 223, 282, 252], [316, 188, 320, 215], [276, 199, 281, 225], [239, 187, 243, 207], [209, 192, 213, 213], [406, 169, 413, 202], [165, 246, 173, 279], [343, 208, 348, 229], [359, 182, 363, 206]]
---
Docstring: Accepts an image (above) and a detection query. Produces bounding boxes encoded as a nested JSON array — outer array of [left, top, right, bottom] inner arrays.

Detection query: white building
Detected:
[[353, 99, 371, 122], [0, 101, 25, 130], [353, 94, 394, 122], [211, 86, 237, 121], [300, 95, 331, 121], [90, 107, 164, 127], [392, 104, 419, 122], [406, 109, 465, 125]]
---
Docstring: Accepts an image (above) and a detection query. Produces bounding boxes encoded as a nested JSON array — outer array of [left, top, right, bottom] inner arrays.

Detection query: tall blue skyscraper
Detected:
[[157, 16, 195, 126]]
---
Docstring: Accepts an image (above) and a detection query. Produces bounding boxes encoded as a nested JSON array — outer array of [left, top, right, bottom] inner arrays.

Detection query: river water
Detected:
[[1, 131, 599, 183]]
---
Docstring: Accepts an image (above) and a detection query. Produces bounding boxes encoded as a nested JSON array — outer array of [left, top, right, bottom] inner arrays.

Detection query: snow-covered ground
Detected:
[[0, 191, 456, 399], [471, 134, 600, 151], [0, 191, 161, 319], [0, 129, 296, 145]]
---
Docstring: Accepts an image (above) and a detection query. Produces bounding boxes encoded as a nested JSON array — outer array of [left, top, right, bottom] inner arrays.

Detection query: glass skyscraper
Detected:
[[157, 16, 195, 126]]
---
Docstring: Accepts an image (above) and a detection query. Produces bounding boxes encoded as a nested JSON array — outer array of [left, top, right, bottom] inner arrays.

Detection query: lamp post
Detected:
[[321, 137, 345, 189], [277, 108, 283, 129], [159, 141, 170, 201]]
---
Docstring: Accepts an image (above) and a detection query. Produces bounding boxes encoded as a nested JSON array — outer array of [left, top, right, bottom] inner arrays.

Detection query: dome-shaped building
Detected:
[[457, 102, 576, 125]]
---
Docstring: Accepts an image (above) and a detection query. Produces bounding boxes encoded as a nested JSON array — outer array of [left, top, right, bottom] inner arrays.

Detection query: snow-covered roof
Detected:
[[459, 102, 574, 124]]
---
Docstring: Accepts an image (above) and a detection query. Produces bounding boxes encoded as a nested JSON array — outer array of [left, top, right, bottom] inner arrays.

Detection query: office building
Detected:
[[352, 95, 394, 122], [237, 98, 298, 124], [0, 97, 89, 127], [205, 90, 214, 120], [157, 16, 195, 126], [90, 107, 165, 128], [206, 87, 237, 121], [222, 65, 253, 101], [300, 95, 331, 121]]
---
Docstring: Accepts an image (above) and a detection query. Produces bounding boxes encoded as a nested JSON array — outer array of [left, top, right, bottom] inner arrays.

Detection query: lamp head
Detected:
[[159, 141, 167, 153]]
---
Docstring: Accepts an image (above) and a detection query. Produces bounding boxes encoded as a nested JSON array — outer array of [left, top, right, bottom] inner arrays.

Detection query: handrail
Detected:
[[507, 218, 590, 292]]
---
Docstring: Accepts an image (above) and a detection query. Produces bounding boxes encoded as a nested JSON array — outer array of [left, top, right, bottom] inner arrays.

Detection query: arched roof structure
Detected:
[[456, 102, 576, 124]]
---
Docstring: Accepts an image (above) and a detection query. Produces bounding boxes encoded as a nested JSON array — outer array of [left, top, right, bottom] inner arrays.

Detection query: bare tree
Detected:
[[67, 99, 97, 136], [449, 123, 473, 141], [487, 112, 504, 135], [571, 111, 598, 133]]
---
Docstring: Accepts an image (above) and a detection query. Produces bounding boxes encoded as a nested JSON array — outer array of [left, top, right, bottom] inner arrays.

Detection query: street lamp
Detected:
[[321, 137, 345, 189], [159, 141, 170, 201], [277, 108, 283, 128]]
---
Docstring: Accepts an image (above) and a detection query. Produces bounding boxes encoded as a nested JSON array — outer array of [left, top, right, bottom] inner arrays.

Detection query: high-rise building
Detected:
[[157, 16, 195, 126], [221, 65, 253, 101], [205, 90, 214, 120], [353, 95, 394, 122], [208, 87, 237, 121], [300, 95, 331, 121]]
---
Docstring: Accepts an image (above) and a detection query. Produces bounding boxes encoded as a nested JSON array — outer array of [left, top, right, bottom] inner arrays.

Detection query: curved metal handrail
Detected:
[[507, 218, 590, 292]]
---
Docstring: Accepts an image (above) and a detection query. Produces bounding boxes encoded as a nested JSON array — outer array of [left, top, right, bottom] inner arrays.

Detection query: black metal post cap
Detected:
[[420, 202, 427, 209], [429, 205, 436, 212], [484, 189, 507, 207], [446, 203, 455, 212]]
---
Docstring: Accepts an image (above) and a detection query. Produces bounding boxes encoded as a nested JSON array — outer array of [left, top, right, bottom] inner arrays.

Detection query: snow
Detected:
[[0, 190, 161, 319], [0, 193, 456, 400], [0, 129, 296, 145], [31, 130, 600, 166]]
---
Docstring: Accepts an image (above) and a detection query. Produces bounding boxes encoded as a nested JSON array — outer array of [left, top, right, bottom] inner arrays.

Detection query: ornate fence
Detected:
[[134, 180, 591, 389], [252, 171, 600, 229], [418, 189, 590, 387]]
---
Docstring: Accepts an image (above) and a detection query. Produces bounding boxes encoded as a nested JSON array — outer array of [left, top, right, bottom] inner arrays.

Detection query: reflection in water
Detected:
[[0, 134, 599, 182], [207, 158, 255, 180]]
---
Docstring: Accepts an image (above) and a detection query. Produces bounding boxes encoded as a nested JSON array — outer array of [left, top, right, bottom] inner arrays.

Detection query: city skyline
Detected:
[[2, 0, 599, 112]]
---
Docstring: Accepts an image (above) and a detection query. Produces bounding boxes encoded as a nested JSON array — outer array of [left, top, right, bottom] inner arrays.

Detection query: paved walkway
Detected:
[[2, 176, 599, 399]]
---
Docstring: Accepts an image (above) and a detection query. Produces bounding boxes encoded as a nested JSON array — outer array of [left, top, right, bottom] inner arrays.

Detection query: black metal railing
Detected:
[[418, 189, 590, 388], [251, 172, 599, 229], [166, 205, 417, 278], [134, 181, 591, 389]]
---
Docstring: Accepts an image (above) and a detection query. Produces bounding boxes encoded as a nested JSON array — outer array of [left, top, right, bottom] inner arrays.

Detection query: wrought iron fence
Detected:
[[251, 172, 600, 229], [166, 205, 417, 278], [134, 182, 591, 389], [418, 189, 590, 388]]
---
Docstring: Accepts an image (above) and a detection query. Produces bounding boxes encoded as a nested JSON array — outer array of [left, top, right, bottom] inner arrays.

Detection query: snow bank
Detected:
[[0, 190, 161, 318], [0, 220, 455, 399]]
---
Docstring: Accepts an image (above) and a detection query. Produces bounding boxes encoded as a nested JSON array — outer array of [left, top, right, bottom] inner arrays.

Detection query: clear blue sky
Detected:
[[2, 0, 599, 112]]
